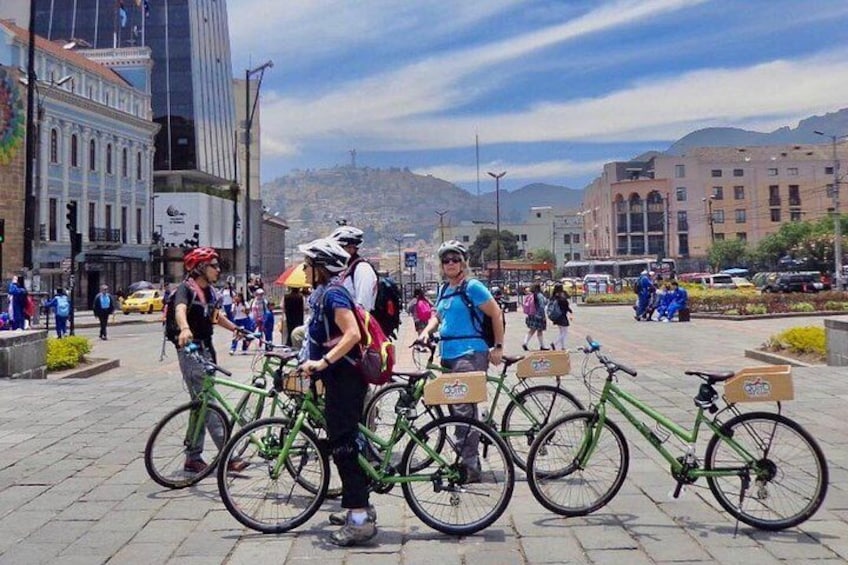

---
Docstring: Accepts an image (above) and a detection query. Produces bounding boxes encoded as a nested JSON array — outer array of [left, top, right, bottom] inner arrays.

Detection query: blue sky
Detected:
[[227, 0, 848, 194]]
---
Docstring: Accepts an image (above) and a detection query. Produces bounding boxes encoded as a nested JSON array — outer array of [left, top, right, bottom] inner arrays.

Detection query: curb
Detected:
[[743, 349, 814, 367], [695, 311, 848, 321], [49, 357, 121, 379]]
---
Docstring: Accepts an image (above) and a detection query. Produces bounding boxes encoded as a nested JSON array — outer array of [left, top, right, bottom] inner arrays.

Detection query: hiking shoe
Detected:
[[183, 458, 208, 474], [328, 513, 378, 547], [329, 505, 377, 526], [227, 458, 249, 472]]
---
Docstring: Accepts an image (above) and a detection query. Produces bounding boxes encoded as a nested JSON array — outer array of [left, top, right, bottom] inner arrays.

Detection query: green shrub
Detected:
[[585, 294, 633, 304], [46, 336, 91, 372], [790, 302, 815, 313], [767, 326, 826, 356], [724, 309, 740, 315], [747, 304, 768, 315]]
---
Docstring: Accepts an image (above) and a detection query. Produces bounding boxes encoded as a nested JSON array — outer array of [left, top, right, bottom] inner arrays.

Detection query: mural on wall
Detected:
[[0, 66, 26, 166]]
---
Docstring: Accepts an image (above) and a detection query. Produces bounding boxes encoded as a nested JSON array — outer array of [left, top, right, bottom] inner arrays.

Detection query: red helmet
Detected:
[[184, 247, 219, 272]]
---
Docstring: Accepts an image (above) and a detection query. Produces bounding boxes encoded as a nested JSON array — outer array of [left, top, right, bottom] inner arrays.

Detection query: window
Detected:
[[769, 185, 780, 206], [826, 166, 834, 175], [89, 139, 96, 171], [677, 211, 688, 231], [461, 235, 469, 242], [713, 210, 725, 224], [767, 167, 778, 176], [50, 129, 58, 163], [136, 208, 143, 244], [827, 184, 835, 198], [48, 198, 57, 241], [563, 234, 571, 245], [788, 185, 800, 206], [733, 185, 745, 200], [712, 186, 724, 200], [105, 205, 112, 231], [675, 164, 685, 178], [735, 209, 746, 223], [121, 148, 128, 178], [788, 167, 798, 176], [106, 143, 113, 174], [736, 233, 747, 242], [136, 151, 142, 180], [733, 169, 744, 177], [70, 134, 79, 167], [574, 252, 581, 260], [521, 234, 527, 241], [790, 210, 803, 222], [714, 233, 725, 241], [771, 208, 781, 222], [675, 187, 687, 201], [711, 169, 722, 177], [121, 206, 128, 243], [88, 202, 96, 235], [678, 233, 689, 256]]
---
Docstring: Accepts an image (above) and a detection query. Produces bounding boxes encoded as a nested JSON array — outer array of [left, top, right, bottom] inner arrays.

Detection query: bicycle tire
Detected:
[[527, 411, 629, 516], [400, 415, 515, 535], [145, 401, 231, 489], [500, 384, 584, 471], [217, 417, 330, 533], [704, 411, 828, 531]]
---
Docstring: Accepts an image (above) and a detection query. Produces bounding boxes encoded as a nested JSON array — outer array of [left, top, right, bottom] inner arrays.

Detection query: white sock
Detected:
[[350, 511, 368, 525]]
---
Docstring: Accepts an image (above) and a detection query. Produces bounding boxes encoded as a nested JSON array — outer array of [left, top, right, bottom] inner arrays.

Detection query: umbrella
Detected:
[[274, 263, 309, 288], [128, 280, 156, 293]]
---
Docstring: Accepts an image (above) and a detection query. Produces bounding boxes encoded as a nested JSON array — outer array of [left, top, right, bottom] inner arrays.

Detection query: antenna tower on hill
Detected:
[[349, 148, 357, 168]]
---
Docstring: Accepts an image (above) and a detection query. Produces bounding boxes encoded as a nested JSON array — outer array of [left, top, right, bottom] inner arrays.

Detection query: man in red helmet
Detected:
[[173, 247, 248, 474]]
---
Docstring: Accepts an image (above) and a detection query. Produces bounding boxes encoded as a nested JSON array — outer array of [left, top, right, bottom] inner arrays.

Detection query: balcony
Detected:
[[89, 228, 122, 245], [677, 220, 689, 232], [769, 196, 781, 206], [789, 197, 801, 206]]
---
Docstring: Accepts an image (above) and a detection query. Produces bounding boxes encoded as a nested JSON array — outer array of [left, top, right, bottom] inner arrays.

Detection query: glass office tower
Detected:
[[34, 0, 237, 181]]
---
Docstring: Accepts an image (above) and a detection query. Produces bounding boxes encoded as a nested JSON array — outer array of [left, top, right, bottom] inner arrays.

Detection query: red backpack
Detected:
[[414, 298, 432, 323]]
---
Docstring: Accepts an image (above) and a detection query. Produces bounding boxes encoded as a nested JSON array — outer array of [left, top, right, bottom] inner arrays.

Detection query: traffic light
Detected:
[[0, 218, 4, 244], [65, 202, 78, 233]]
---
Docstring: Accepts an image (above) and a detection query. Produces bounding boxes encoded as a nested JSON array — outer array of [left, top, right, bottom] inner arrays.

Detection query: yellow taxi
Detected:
[[122, 289, 165, 314], [561, 278, 584, 296], [731, 277, 758, 293]]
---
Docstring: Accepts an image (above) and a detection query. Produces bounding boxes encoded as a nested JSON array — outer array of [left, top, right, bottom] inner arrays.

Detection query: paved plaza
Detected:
[[0, 306, 845, 564]]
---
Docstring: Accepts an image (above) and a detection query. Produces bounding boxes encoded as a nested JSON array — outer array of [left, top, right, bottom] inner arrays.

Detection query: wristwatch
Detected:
[[493, 343, 503, 350]]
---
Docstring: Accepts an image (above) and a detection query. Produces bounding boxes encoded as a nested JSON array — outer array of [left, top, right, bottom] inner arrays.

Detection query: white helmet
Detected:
[[437, 240, 468, 260], [298, 238, 351, 273], [330, 226, 364, 247]]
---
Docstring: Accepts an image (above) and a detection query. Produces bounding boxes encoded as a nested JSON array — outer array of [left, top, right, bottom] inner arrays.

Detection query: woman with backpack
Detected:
[[410, 288, 432, 332], [547, 283, 573, 351], [44, 288, 71, 338], [522, 283, 548, 351]]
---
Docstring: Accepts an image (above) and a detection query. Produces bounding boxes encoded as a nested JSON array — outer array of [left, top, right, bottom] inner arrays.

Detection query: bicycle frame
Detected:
[[587, 378, 759, 480]]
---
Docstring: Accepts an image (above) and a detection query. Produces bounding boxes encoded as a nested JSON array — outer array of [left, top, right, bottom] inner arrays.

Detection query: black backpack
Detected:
[[349, 258, 403, 340], [163, 282, 205, 345], [437, 281, 501, 348]]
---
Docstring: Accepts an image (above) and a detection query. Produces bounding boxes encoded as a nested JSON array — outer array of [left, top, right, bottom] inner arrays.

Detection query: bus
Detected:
[[562, 258, 676, 281]]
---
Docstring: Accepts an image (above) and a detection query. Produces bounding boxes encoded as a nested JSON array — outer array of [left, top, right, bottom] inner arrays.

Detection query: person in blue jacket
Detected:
[[634, 271, 654, 320], [44, 288, 72, 338], [655, 283, 673, 320], [660, 281, 688, 322], [7, 276, 27, 330]]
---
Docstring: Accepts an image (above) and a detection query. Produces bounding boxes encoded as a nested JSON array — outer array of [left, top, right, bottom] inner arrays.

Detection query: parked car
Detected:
[[769, 273, 821, 293], [697, 273, 737, 290], [122, 289, 165, 314], [583, 274, 613, 294], [731, 277, 757, 292]]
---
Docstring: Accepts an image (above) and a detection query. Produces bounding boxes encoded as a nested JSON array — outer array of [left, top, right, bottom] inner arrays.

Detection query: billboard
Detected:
[[153, 193, 236, 249]]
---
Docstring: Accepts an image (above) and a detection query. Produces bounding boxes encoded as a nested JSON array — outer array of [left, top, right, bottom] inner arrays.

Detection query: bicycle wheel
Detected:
[[400, 415, 515, 535], [704, 411, 828, 531], [145, 401, 231, 489], [217, 417, 329, 533], [500, 384, 584, 471], [527, 411, 629, 516], [363, 382, 444, 466]]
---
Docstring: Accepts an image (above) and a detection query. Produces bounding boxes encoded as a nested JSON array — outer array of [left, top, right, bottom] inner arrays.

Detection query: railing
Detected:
[[769, 196, 781, 206], [88, 228, 121, 243], [789, 197, 801, 206], [677, 220, 689, 231]]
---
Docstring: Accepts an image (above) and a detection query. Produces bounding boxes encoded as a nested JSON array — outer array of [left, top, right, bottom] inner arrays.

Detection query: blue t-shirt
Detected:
[[307, 285, 360, 364], [436, 279, 493, 361]]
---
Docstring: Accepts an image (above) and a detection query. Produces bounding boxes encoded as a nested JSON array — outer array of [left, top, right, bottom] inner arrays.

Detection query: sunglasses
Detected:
[[208, 263, 221, 270], [441, 256, 463, 265]]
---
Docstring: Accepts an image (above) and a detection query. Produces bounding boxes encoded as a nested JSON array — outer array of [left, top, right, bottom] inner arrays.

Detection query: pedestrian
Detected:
[[92, 284, 115, 340], [298, 238, 378, 546], [44, 288, 71, 338], [659, 281, 689, 322], [283, 287, 305, 346], [548, 283, 573, 351], [329, 225, 378, 311], [409, 288, 432, 332], [221, 281, 235, 321], [172, 247, 247, 474], [229, 294, 251, 354], [249, 288, 274, 349], [522, 283, 549, 351], [417, 240, 505, 483], [634, 270, 654, 320]]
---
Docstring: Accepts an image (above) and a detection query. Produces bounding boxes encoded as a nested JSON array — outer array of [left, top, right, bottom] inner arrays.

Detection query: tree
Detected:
[[529, 248, 556, 267], [469, 229, 519, 267], [707, 239, 749, 271]]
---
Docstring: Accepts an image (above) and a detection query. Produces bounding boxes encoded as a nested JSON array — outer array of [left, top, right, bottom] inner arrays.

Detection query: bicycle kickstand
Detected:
[[733, 472, 750, 537]]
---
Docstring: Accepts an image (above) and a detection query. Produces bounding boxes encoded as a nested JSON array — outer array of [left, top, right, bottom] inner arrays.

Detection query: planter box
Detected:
[[825, 318, 848, 366]]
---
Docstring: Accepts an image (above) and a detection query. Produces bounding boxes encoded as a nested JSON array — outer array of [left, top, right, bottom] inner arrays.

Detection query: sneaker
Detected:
[[540, 346, 550, 351], [183, 458, 208, 474], [228, 350, 235, 356], [227, 458, 249, 472], [521, 344, 529, 351], [329, 504, 377, 526], [328, 513, 378, 547], [550, 343, 556, 350], [461, 461, 482, 484]]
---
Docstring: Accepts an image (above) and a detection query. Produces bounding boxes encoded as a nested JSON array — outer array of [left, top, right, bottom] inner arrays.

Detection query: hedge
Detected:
[[46, 336, 92, 371]]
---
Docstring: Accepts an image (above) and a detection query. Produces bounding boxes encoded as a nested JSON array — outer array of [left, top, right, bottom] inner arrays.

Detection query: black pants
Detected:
[[323, 368, 369, 509], [97, 313, 109, 338]]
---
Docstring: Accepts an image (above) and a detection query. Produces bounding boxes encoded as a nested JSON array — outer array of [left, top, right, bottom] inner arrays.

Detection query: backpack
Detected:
[[55, 296, 70, 318], [437, 281, 501, 348], [546, 299, 565, 324], [349, 258, 402, 340], [321, 285, 395, 386], [414, 299, 432, 323], [522, 293, 537, 316], [164, 282, 205, 345]]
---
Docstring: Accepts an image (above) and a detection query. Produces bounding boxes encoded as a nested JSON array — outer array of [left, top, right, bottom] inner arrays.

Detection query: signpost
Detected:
[[404, 251, 418, 269]]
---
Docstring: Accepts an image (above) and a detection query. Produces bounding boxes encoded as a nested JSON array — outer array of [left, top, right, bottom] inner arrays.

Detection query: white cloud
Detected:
[[414, 158, 613, 185]]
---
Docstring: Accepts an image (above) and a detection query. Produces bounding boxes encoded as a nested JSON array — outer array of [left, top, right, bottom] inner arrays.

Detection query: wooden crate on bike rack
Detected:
[[282, 373, 325, 396], [723, 365, 793, 403], [515, 351, 572, 378], [423, 371, 487, 405]]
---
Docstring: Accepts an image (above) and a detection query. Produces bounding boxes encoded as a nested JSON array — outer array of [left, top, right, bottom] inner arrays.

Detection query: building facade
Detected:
[[1, 19, 158, 306]]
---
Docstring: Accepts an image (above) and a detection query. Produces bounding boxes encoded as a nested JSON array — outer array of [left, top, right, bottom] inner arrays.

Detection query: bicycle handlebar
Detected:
[[185, 343, 233, 377], [579, 335, 638, 378]]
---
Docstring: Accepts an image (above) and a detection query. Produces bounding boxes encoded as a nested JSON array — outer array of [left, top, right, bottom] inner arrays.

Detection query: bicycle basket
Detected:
[[281, 372, 325, 396]]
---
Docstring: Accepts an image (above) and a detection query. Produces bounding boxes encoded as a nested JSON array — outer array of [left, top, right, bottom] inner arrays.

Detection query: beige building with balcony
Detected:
[[583, 143, 845, 263]]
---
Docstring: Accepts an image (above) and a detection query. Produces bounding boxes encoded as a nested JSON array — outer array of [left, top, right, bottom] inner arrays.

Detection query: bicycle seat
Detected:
[[502, 355, 525, 367], [685, 369, 735, 383], [264, 351, 298, 363]]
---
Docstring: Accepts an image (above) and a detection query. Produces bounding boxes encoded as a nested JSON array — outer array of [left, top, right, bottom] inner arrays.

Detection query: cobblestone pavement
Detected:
[[0, 306, 845, 564]]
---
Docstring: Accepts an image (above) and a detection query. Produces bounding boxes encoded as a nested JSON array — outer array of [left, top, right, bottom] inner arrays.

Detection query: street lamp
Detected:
[[243, 60, 273, 280], [702, 195, 717, 244], [487, 171, 506, 283], [435, 210, 448, 243], [394, 233, 416, 301], [814, 130, 845, 291]]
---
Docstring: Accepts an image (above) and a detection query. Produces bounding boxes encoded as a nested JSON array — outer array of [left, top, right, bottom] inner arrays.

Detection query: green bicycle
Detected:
[[366, 340, 583, 470], [216, 368, 516, 536], [144, 343, 298, 489], [526, 336, 828, 531]]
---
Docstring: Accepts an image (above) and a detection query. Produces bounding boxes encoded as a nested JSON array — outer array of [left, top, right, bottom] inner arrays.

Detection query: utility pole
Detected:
[[704, 196, 716, 244], [435, 210, 448, 243], [487, 171, 506, 283], [815, 130, 844, 290], [23, 0, 37, 270]]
